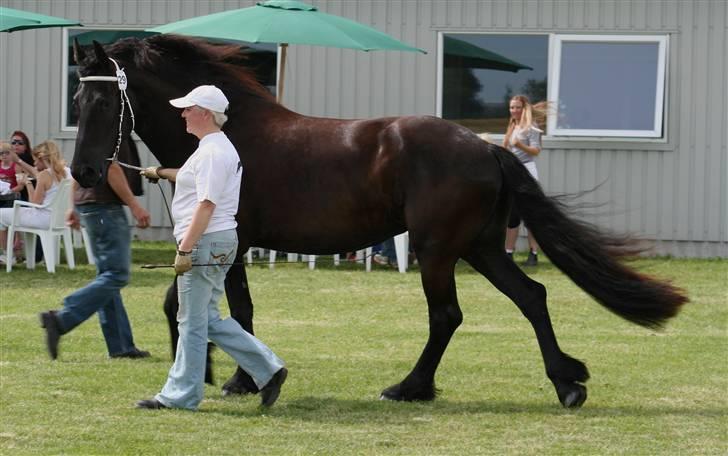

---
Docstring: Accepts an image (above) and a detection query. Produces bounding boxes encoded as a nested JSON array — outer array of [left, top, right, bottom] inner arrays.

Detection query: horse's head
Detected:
[[71, 40, 137, 187]]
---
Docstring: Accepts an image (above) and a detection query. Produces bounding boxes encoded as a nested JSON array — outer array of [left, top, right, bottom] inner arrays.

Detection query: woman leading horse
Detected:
[[70, 35, 686, 408]]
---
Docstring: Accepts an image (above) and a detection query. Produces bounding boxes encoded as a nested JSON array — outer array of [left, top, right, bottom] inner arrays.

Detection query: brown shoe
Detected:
[[39, 311, 61, 360]]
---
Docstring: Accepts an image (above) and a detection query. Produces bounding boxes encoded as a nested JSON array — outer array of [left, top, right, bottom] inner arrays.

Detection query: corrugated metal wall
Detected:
[[1, 0, 725, 257]]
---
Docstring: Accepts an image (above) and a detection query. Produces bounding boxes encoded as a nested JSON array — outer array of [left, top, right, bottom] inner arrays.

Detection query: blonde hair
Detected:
[[33, 141, 67, 182], [504, 95, 550, 147], [0, 141, 10, 154]]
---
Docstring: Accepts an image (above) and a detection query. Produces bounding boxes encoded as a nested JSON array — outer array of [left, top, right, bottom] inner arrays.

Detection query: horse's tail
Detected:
[[491, 146, 688, 329]]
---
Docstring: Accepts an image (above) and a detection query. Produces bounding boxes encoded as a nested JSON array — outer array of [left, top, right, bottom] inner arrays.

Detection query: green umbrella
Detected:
[[444, 36, 532, 73], [0, 6, 81, 32], [148, 0, 425, 102], [72, 30, 157, 46]]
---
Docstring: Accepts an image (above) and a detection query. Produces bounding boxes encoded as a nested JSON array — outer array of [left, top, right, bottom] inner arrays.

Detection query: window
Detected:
[[62, 28, 277, 130], [437, 32, 668, 140], [438, 33, 548, 135], [549, 35, 667, 138]]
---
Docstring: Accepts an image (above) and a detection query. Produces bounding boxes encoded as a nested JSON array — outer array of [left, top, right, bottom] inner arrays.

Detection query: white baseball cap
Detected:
[[169, 85, 229, 113]]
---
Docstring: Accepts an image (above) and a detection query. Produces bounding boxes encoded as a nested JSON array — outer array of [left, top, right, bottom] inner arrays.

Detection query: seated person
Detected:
[[0, 141, 72, 265], [0, 141, 24, 207]]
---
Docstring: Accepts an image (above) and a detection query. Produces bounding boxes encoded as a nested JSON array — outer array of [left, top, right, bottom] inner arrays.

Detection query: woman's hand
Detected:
[[66, 209, 81, 229], [174, 250, 193, 274]]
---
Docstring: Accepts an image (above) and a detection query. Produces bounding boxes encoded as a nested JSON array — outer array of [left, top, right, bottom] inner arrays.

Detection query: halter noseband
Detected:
[[78, 57, 136, 163]]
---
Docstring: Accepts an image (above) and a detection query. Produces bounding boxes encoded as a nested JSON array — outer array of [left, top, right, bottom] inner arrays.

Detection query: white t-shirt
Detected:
[[172, 132, 242, 242]]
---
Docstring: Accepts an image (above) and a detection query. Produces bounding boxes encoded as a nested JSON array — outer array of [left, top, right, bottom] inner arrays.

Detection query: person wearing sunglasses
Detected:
[[8, 131, 45, 263]]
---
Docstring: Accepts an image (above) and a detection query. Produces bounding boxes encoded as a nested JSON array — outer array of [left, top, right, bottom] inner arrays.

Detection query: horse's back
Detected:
[[239, 113, 505, 253]]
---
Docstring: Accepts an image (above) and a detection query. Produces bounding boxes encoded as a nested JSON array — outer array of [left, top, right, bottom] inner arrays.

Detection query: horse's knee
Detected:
[[430, 305, 463, 335], [446, 305, 463, 330]]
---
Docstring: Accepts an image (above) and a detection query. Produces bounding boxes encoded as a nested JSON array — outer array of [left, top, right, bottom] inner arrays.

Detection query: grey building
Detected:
[[1, 0, 725, 257]]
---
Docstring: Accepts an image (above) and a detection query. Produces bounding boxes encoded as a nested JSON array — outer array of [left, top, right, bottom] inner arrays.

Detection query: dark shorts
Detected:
[[507, 205, 522, 229]]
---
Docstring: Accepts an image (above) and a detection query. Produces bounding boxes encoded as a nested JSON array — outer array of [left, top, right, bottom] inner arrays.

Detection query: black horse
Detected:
[[70, 36, 687, 408]]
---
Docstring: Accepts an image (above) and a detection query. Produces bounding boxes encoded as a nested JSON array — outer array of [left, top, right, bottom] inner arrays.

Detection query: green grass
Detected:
[[1, 242, 726, 455]]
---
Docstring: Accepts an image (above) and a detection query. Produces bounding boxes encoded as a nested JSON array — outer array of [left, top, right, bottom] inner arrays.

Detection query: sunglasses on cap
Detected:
[[11, 140, 25, 145]]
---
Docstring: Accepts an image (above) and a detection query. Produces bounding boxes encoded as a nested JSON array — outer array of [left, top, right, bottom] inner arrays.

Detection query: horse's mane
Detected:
[[81, 35, 275, 102]]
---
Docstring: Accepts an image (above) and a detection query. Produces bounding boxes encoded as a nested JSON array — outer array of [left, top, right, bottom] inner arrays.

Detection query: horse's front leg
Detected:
[[163, 278, 215, 385], [380, 254, 462, 401], [221, 246, 260, 395]]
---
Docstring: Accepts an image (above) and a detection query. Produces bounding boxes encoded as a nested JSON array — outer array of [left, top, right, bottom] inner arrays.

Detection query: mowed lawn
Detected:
[[0, 242, 726, 455]]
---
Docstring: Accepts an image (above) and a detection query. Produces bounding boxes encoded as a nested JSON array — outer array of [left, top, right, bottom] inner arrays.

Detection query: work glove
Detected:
[[174, 250, 193, 275], [140, 166, 162, 183]]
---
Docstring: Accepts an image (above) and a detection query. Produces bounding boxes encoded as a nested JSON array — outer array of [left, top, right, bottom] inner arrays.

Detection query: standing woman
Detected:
[[503, 95, 545, 266], [137, 85, 287, 411]]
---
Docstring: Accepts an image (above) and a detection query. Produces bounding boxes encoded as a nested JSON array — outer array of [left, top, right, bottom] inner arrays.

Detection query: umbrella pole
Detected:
[[277, 43, 288, 104]]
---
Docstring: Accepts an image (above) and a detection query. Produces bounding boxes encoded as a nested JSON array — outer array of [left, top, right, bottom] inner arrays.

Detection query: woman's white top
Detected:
[[172, 132, 242, 242], [41, 167, 71, 207], [507, 125, 542, 164]]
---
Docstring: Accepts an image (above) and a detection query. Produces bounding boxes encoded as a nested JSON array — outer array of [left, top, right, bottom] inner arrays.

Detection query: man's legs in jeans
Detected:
[[53, 204, 137, 355]]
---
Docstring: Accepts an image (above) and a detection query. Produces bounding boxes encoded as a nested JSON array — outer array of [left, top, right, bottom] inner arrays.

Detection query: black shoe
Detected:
[[524, 251, 538, 266], [506, 251, 513, 260], [260, 367, 288, 407], [39, 311, 61, 360], [136, 398, 167, 410], [110, 347, 151, 359]]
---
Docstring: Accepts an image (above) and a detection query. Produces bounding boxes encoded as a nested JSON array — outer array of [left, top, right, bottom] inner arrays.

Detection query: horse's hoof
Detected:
[[380, 382, 437, 402], [380, 383, 405, 401], [559, 383, 587, 408], [222, 371, 260, 396], [222, 384, 256, 396]]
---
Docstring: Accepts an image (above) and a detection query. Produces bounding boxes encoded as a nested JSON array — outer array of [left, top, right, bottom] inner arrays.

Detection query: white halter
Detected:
[[78, 57, 136, 162]]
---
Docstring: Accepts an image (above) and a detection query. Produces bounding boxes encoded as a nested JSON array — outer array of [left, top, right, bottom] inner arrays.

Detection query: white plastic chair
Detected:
[[6, 179, 75, 273], [393, 232, 409, 273], [72, 226, 95, 265]]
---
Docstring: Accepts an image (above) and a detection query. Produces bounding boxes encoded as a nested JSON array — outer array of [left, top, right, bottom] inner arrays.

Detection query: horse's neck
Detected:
[[134, 92, 286, 168]]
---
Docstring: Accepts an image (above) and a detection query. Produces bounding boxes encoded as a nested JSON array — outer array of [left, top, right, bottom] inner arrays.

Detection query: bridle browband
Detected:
[[78, 57, 136, 163]]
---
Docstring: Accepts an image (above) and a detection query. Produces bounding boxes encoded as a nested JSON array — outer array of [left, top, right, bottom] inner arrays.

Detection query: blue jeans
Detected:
[[156, 229, 284, 410], [55, 204, 137, 356], [381, 238, 396, 259]]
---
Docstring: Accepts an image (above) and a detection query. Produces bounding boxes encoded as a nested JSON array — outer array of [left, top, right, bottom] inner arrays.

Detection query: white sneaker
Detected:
[[373, 254, 390, 266]]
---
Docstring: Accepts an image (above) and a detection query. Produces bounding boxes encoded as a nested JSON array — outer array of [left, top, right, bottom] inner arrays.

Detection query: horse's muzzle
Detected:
[[72, 166, 102, 188]]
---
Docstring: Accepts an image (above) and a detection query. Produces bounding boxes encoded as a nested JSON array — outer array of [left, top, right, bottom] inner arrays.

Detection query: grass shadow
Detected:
[[201, 396, 727, 422]]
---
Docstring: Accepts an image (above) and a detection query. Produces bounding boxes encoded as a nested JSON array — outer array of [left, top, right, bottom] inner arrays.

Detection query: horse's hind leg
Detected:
[[380, 255, 462, 401], [464, 251, 589, 408]]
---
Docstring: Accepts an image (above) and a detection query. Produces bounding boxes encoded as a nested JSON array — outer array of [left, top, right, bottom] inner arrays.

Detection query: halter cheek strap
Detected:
[[78, 57, 136, 162]]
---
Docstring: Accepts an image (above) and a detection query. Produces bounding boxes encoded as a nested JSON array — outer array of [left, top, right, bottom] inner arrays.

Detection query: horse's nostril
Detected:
[[72, 166, 102, 188]]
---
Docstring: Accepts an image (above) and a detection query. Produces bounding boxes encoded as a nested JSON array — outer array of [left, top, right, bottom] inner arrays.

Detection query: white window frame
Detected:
[[61, 27, 77, 132], [548, 34, 668, 138]]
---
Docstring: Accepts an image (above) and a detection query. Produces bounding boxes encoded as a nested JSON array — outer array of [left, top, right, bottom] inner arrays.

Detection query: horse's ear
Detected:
[[72, 38, 85, 65], [92, 40, 107, 62]]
